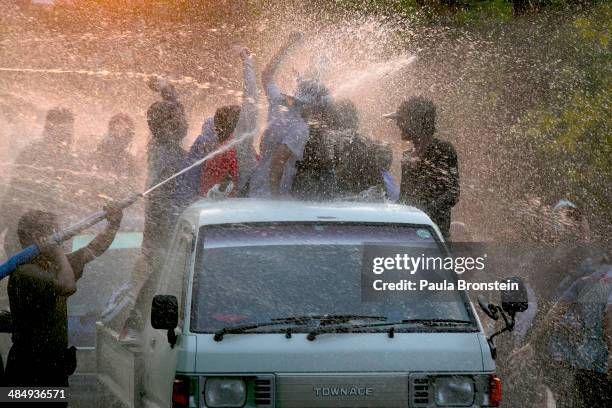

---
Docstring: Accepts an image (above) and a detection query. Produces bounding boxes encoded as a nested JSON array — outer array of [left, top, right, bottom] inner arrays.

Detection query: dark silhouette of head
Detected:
[[147, 100, 188, 144], [213, 105, 241, 143], [43, 107, 74, 145], [105, 113, 135, 153], [17, 210, 58, 249], [393, 96, 436, 146], [294, 79, 332, 123], [331, 99, 359, 131]]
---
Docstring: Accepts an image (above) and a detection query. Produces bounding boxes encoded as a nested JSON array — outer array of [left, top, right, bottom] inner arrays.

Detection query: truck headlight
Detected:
[[434, 376, 474, 406], [204, 378, 246, 408]]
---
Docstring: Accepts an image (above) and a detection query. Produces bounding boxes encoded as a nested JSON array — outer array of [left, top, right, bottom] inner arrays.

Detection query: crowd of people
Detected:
[[494, 200, 612, 407], [0, 32, 461, 394], [0, 31, 608, 408]]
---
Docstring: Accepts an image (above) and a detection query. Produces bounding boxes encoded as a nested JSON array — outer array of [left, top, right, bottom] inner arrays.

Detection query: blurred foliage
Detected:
[[325, 0, 605, 21], [517, 2, 611, 229], [451, 0, 513, 26]]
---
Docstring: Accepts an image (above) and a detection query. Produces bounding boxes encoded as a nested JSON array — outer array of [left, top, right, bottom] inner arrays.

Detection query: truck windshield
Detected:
[[190, 223, 472, 333]]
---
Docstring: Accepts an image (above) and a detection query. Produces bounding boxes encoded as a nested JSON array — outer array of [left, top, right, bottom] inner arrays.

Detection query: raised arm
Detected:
[[232, 47, 261, 193], [262, 32, 304, 88], [233, 48, 259, 140], [68, 202, 123, 280]]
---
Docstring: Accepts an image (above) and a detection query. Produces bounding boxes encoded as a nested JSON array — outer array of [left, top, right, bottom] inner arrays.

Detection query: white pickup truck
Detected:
[[97, 198, 526, 408]]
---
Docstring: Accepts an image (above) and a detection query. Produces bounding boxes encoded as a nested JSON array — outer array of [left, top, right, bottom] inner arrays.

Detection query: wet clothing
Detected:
[[399, 138, 459, 239], [4, 251, 90, 388], [292, 119, 338, 200], [176, 56, 258, 203], [547, 264, 612, 374], [382, 170, 400, 202], [553, 257, 597, 301], [333, 130, 386, 197], [8, 265, 69, 357], [201, 142, 238, 196], [249, 83, 309, 197], [198, 56, 258, 197], [144, 141, 185, 265], [175, 118, 219, 208]]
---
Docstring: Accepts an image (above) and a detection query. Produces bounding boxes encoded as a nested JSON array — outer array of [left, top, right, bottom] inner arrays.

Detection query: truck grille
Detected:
[[410, 376, 431, 406], [254, 375, 275, 407], [276, 374, 408, 407]]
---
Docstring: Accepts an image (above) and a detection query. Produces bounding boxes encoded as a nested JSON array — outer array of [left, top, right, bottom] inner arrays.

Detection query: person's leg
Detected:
[[120, 248, 165, 343]]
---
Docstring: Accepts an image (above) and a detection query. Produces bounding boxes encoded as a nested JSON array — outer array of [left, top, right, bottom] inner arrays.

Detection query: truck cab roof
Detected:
[[180, 198, 441, 234]]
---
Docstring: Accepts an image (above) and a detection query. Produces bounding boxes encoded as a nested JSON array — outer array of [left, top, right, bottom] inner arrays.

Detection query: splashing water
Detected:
[[0, 67, 213, 89], [142, 129, 258, 196], [328, 55, 417, 99]]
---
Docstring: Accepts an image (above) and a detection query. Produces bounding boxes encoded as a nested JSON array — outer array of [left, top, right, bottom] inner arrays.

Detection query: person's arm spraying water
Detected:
[[0, 194, 136, 281], [67, 201, 124, 281]]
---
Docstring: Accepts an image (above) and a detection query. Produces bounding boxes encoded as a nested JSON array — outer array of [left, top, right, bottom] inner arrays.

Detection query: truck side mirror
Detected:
[[477, 296, 498, 320], [501, 276, 529, 317], [151, 295, 178, 330]]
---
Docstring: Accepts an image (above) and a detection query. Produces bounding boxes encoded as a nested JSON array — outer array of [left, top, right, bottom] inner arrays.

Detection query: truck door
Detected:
[[142, 223, 193, 408]]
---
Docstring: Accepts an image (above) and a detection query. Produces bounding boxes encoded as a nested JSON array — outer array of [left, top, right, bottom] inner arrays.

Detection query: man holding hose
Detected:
[[3, 202, 123, 395]]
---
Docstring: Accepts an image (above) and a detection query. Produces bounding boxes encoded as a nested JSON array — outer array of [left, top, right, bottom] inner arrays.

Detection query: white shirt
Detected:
[[249, 83, 309, 197]]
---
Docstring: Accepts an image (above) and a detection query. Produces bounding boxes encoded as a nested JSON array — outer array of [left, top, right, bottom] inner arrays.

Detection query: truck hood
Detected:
[[191, 332, 486, 373]]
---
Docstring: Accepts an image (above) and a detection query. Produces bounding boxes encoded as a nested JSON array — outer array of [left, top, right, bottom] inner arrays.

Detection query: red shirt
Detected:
[[201, 139, 238, 196]]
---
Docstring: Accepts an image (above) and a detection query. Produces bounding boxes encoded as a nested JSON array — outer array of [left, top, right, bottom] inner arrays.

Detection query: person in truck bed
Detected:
[[385, 97, 459, 239]]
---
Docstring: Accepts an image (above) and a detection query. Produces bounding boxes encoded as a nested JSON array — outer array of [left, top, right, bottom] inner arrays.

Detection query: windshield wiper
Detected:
[[213, 315, 387, 341], [271, 314, 387, 325], [306, 318, 474, 341], [399, 318, 473, 326], [213, 320, 307, 341]]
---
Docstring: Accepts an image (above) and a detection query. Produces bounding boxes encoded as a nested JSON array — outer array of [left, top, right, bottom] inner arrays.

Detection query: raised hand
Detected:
[[103, 200, 124, 227], [238, 47, 253, 61]]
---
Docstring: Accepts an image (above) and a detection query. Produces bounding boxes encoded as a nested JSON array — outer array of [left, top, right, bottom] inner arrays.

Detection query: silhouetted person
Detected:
[[331, 99, 386, 198], [4, 204, 122, 396], [179, 47, 259, 202], [250, 32, 332, 197], [117, 80, 188, 346], [385, 97, 459, 239], [0, 108, 89, 256], [144, 78, 188, 263], [90, 113, 142, 199], [291, 88, 338, 201]]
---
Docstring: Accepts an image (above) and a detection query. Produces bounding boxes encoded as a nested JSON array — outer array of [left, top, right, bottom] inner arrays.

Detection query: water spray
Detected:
[[0, 128, 256, 280], [0, 67, 213, 89]]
